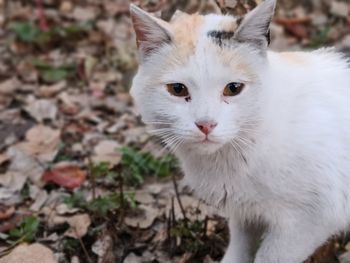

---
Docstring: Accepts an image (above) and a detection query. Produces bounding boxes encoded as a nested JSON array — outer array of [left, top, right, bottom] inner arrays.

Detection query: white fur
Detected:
[[130, 1, 350, 262]]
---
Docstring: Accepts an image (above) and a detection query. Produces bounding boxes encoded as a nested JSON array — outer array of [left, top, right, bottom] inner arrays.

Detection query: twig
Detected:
[[87, 155, 96, 201], [171, 173, 187, 222], [35, 0, 49, 31], [170, 196, 176, 256], [117, 174, 125, 227], [75, 228, 93, 263], [202, 216, 208, 239]]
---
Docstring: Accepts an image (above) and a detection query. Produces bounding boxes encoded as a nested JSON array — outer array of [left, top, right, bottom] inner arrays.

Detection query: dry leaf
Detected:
[[64, 214, 91, 238], [92, 140, 121, 167], [124, 253, 142, 263], [330, 1, 350, 18], [134, 191, 154, 204], [103, 0, 130, 16], [0, 205, 15, 220], [58, 92, 81, 115], [42, 164, 86, 190], [0, 77, 21, 95], [0, 154, 9, 165], [60, 1, 73, 13], [6, 147, 45, 185], [29, 190, 48, 212], [24, 99, 58, 122], [0, 243, 56, 263], [72, 6, 96, 21], [92, 235, 113, 258], [124, 204, 159, 229], [0, 171, 27, 193], [48, 213, 91, 239], [15, 125, 60, 162], [37, 81, 66, 98]]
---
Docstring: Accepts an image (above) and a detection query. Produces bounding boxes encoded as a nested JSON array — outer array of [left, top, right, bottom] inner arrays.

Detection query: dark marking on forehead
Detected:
[[208, 29, 271, 47], [207, 30, 235, 46], [207, 30, 235, 40]]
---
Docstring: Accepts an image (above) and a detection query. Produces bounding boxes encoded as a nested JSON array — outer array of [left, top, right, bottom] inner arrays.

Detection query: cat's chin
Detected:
[[184, 140, 224, 155]]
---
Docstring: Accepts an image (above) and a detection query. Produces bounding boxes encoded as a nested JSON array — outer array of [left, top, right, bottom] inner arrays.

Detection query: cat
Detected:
[[129, 0, 350, 262]]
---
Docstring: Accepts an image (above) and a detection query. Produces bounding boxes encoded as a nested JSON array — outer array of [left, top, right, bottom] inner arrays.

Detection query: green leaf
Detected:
[[90, 162, 110, 178], [87, 194, 120, 216], [41, 68, 71, 82], [8, 216, 40, 243], [32, 60, 76, 83], [119, 146, 177, 186], [64, 190, 87, 209], [9, 22, 41, 43]]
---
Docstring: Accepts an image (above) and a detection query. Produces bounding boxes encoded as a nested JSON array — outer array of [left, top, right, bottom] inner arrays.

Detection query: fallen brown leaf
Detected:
[[0, 205, 15, 221], [92, 140, 121, 167], [124, 204, 159, 229], [42, 163, 86, 190], [14, 125, 60, 162], [0, 243, 56, 263], [48, 213, 91, 239]]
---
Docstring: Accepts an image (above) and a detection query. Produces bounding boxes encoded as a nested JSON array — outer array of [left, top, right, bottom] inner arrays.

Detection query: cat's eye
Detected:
[[223, 82, 245, 96], [167, 83, 189, 97]]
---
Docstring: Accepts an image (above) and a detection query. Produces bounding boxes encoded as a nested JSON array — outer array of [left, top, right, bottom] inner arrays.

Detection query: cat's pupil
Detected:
[[229, 83, 240, 92], [174, 84, 184, 93]]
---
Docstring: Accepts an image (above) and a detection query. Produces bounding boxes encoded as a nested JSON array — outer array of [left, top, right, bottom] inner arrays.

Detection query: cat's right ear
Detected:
[[130, 4, 172, 58]]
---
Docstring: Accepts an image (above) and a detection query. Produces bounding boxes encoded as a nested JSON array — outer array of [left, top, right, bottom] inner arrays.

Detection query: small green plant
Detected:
[[63, 190, 87, 209], [53, 142, 73, 163], [120, 146, 176, 186], [9, 22, 42, 43], [62, 237, 80, 254], [90, 162, 118, 179], [8, 216, 40, 243], [87, 192, 136, 216], [64, 191, 136, 217], [86, 194, 120, 216], [308, 26, 331, 48], [32, 60, 76, 83], [8, 21, 90, 46], [170, 219, 206, 254], [20, 183, 30, 200]]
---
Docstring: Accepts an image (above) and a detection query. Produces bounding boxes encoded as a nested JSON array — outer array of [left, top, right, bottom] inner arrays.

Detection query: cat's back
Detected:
[[268, 48, 350, 87], [260, 49, 350, 180], [265, 48, 350, 119]]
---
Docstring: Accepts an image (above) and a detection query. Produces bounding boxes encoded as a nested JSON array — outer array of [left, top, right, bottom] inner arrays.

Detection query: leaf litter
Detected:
[[0, 0, 349, 262]]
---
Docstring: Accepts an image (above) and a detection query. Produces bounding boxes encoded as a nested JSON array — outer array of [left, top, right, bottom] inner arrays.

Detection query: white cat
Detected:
[[129, 0, 350, 262]]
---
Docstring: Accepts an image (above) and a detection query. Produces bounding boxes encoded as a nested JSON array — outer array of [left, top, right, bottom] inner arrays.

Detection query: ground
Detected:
[[0, 0, 350, 262]]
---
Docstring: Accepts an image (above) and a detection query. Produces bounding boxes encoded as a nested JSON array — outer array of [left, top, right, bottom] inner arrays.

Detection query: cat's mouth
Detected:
[[200, 137, 217, 144]]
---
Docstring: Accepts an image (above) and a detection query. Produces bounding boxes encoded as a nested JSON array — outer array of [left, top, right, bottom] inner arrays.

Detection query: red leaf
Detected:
[[36, 0, 49, 31], [42, 165, 86, 190], [0, 205, 15, 221], [285, 24, 308, 39]]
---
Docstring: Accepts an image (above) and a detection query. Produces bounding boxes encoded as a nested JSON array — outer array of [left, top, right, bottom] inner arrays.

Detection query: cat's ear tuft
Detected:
[[130, 4, 172, 57], [234, 0, 276, 48]]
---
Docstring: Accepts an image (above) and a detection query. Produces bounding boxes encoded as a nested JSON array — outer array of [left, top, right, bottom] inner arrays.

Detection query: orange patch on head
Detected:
[[218, 19, 238, 32], [279, 52, 308, 66], [170, 14, 204, 57]]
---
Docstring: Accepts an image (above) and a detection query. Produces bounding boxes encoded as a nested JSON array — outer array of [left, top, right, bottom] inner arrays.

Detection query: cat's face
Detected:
[[130, 0, 275, 155]]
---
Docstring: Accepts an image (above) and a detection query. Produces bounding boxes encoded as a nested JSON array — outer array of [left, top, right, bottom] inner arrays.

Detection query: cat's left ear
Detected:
[[234, 0, 276, 48], [130, 4, 172, 58]]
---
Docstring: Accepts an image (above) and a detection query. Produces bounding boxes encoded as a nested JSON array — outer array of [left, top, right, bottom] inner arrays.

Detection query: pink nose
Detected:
[[195, 120, 217, 135]]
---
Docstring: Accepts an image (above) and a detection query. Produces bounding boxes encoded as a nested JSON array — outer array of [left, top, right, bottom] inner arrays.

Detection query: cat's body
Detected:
[[129, 1, 350, 262], [179, 50, 350, 263]]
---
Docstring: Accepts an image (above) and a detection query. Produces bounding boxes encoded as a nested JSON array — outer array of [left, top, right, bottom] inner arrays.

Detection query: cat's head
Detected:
[[130, 0, 275, 155]]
